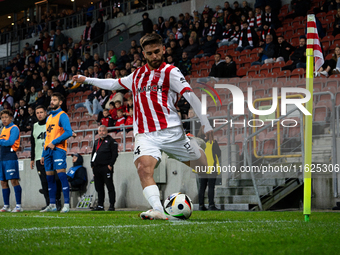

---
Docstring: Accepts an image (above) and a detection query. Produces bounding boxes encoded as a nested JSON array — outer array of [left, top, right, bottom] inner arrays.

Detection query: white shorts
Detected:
[[133, 126, 202, 163]]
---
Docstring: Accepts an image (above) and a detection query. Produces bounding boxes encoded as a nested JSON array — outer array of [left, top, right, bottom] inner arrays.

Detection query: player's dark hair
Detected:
[[35, 105, 47, 111], [1, 109, 13, 117], [52, 92, 65, 103], [140, 34, 163, 50]]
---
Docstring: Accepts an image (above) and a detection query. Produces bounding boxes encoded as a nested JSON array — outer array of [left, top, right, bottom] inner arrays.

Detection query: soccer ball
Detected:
[[163, 192, 193, 219]]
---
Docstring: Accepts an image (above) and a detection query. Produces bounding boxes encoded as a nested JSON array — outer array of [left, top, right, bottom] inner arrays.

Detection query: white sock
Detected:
[[16, 204, 21, 208], [143, 185, 164, 213], [50, 204, 56, 208], [4, 205, 9, 208], [64, 204, 69, 208]]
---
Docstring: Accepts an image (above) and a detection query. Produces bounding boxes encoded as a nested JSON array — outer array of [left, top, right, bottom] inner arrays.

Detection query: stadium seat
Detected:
[[247, 65, 260, 76], [314, 100, 333, 122], [237, 67, 248, 77], [320, 86, 337, 101], [291, 68, 306, 79]]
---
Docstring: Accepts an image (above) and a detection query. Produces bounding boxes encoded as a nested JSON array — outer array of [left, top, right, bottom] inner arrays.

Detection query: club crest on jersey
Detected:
[[137, 85, 163, 94], [154, 71, 161, 78]]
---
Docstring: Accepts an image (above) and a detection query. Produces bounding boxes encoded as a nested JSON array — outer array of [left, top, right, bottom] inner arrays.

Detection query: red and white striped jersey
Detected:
[[86, 62, 192, 135], [119, 62, 192, 135]]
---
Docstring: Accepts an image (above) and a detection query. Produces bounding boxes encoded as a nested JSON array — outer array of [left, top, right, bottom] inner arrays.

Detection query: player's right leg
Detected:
[[135, 155, 168, 220], [0, 180, 11, 212], [40, 149, 57, 212]]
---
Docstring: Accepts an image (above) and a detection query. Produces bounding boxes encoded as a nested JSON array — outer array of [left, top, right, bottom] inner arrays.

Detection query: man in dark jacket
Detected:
[[236, 22, 258, 52], [91, 125, 118, 211], [142, 12, 153, 36], [183, 37, 199, 60], [116, 50, 131, 69], [282, 37, 307, 71], [251, 34, 277, 66], [67, 153, 87, 191], [92, 17, 106, 43], [81, 53, 95, 71], [178, 52, 192, 77], [209, 53, 226, 78], [224, 55, 237, 78], [194, 33, 217, 58], [276, 35, 295, 62]]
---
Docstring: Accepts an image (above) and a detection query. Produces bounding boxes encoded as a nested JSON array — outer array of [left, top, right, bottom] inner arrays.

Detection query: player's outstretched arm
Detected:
[[183, 92, 214, 142], [72, 75, 124, 91]]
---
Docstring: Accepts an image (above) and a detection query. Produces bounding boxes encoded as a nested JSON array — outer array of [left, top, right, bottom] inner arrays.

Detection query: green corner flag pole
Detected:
[[304, 15, 315, 222]]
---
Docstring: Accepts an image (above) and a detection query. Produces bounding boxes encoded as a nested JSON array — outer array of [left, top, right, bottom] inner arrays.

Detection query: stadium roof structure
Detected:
[[0, 0, 37, 16]]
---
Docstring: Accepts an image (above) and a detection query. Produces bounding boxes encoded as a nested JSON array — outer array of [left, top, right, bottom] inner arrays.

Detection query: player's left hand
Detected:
[[108, 165, 112, 171], [47, 143, 55, 150], [72, 75, 86, 83]]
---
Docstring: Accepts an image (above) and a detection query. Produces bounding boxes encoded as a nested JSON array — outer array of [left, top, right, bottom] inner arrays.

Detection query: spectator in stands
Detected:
[[54, 29, 65, 50], [208, 16, 223, 40], [201, 21, 210, 41], [81, 53, 95, 71], [276, 35, 295, 62], [28, 86, 38, 106], [209, 53, 226, 78], [107, 50, 117, 64], [218, 23, 234, 47], [242, 1, 253, 15], [262, 5, 280, 29], [75, 86, 101, 116], [282, 37, 307, 71], [0, 89, 14, 111], [66, 154, 87, 192], [333, 9, 340, 36], [114, 109, 125, 133], [195, 33, 217, 58], [99, 109, 114, 127], [32, 91, 46, 109], [24, 106, 37, 131], [236, 21, 258, 52], [14, 108, 26, 131], [142, 12, 153, 36], [43, 32, 51, 52], [110, 100, 125, 121], [166, 55, 176, 66], [83, 21, 93, 42], [93, 16, 106, 43], [34, 33, 44, 51], [52, 80, 66, 99], [58, 67, 68, 85], [178, 52, 192, 76], [251, 34, 277, 66], [259, 22, 277, 46], [93, 65, 104, 78], [316, 46, 340, 76], [116, 50, 130, 69], [224, 55, 237, 78]]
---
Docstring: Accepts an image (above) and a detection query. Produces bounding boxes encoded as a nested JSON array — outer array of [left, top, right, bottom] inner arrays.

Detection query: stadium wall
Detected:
[[0, 145, 339, 210]]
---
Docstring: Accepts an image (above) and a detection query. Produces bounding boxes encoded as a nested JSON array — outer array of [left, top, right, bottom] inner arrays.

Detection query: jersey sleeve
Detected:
[[85, 72, 134, 91], [169, 67, 193, 95]]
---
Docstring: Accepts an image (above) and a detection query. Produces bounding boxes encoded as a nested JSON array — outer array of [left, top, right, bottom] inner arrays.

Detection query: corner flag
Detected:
[[304, 15, 324, 222]]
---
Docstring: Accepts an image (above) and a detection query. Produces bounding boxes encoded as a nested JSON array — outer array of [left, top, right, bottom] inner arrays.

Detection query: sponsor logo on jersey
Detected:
[[137, 85, 163, 94]]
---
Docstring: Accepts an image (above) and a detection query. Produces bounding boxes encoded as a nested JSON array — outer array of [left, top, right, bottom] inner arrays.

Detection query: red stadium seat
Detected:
[[237, 67, 247, 77]]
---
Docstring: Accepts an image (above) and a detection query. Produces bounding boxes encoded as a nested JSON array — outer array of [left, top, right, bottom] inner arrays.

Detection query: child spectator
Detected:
[[99, 109, 114, 127], [115, 109, 125, 133], [125, 108, 133, 132]]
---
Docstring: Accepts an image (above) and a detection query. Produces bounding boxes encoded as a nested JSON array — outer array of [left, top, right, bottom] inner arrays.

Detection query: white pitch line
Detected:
[[2, 220, 295, 233]]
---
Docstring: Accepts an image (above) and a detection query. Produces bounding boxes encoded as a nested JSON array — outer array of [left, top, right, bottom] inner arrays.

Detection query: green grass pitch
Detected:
[[0, 211, 339, 254]]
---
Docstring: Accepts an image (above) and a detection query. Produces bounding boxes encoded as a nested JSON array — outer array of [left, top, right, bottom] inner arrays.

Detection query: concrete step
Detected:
[[215, 186, 273, 196], [228, 178, 285, 187], [193, 203, 250, 211]]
